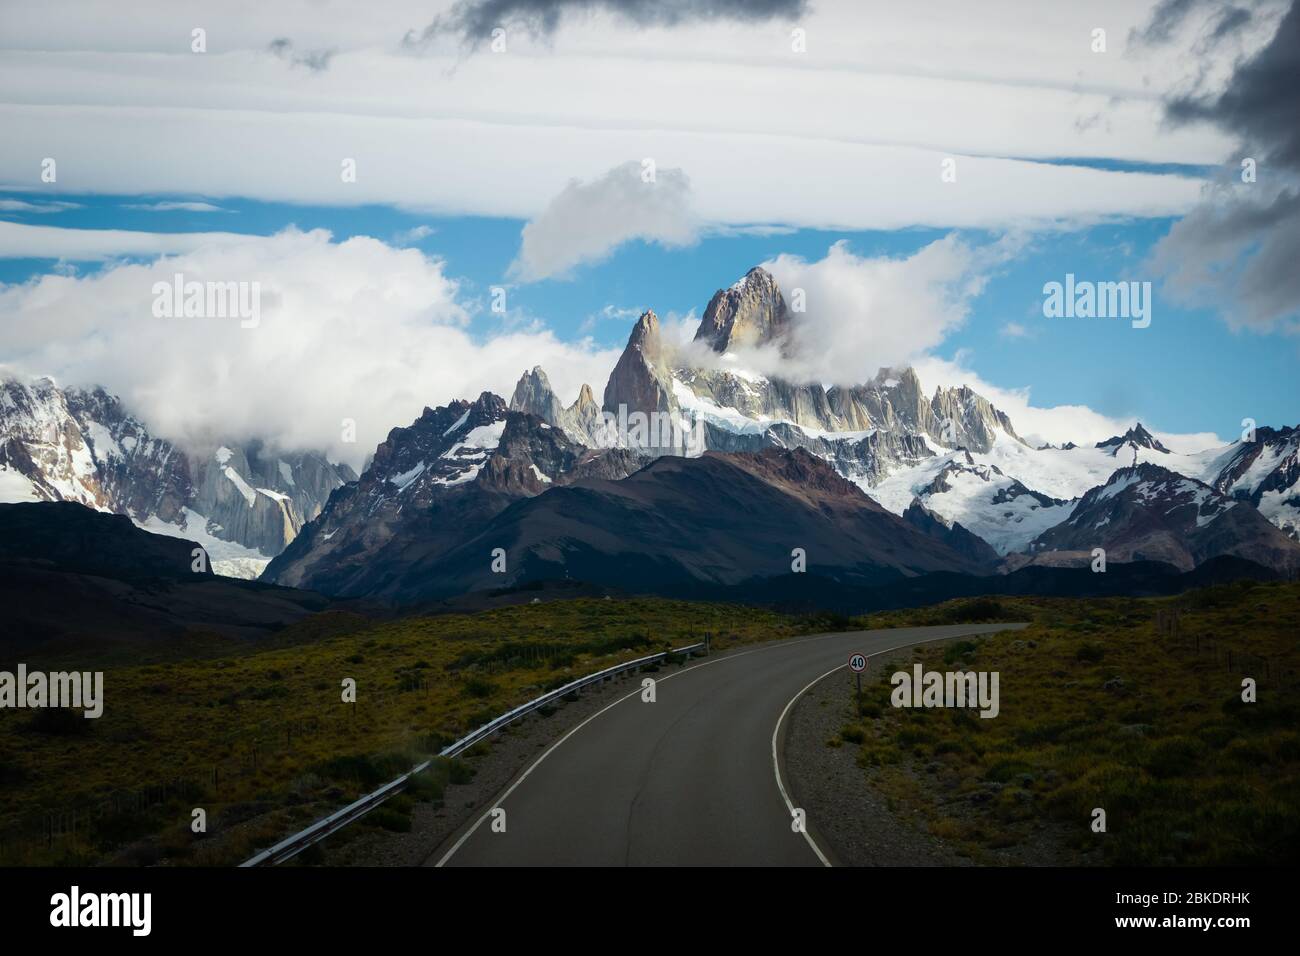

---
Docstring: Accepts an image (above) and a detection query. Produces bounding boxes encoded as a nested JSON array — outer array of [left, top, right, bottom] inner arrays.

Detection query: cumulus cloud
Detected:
[[407, 0, 807, 48], [509, 160, 698, 282], [0, 228, 619, 469], [1153, 185, 1300, 332], [735, 237, 1013, 386]]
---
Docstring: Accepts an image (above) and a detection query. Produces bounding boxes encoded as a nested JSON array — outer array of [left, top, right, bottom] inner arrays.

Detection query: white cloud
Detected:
[[121, 201, 227, 212], [0, 104, 1206, 233], [0, 227, 619, 470], [580, 303, 643, 333], [392, 224, 435, 245], [0, 2, 1243, 166], [749, 237, 1005, 384], [0, 220, 254, 259], [509, 161, 698, 281], [0, 199, 81, 213], [0, 0, 1238, 235]]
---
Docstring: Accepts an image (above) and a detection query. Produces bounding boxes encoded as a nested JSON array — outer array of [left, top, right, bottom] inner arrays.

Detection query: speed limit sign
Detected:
[[849, 653, 868, 707]]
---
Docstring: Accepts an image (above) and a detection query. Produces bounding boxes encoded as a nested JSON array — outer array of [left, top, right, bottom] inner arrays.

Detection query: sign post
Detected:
[[848, 653, 867, 712]]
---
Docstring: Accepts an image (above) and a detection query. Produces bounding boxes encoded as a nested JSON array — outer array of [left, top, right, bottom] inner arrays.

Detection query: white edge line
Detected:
[[438, 624, 1026, 867], [772, 665, 841, 867], [434, 649, 742, 866], [770, 624, 1030, 869]]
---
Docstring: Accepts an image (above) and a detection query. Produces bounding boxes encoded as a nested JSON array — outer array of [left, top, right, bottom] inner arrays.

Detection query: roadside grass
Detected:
[[0, 597, 807, 864], [831, 580, 1300, 865]]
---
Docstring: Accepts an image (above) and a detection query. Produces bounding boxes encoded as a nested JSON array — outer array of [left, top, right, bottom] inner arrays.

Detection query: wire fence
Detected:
[[1156, 606, 1296, 684]]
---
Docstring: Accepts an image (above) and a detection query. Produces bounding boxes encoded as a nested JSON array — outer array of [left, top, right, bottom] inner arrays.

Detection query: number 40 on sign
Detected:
[[849, 653, 867, 706]]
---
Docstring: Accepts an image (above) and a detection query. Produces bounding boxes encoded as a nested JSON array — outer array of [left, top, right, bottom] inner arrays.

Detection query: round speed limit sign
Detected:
[[848, 653, 867, 673]]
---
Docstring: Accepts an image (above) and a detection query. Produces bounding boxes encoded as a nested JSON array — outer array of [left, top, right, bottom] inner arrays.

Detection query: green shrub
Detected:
[[461, 676, 496, 699], [840, 725, 866, 744], [1075, 643, 1105, 663]]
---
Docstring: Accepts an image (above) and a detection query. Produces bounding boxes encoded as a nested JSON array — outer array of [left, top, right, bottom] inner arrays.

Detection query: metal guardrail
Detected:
[[240, 640, 707, 866]]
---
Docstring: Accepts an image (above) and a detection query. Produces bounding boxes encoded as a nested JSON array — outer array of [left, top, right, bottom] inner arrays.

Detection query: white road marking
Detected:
[[435, 624, 1026, 867], [772, 664, 842, 867], [769, 626, 1028, 868]]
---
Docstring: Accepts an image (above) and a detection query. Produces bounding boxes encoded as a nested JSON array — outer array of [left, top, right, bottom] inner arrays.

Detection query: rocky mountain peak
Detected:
[[625, 310, 666, 366], [604, 309, 675, 417], [694, 266, 791, 354], [930, 383, 1022, 451], [1096, 422, 1170, 454], [510, 366, 565, 424], [511, 367, 608, 446]]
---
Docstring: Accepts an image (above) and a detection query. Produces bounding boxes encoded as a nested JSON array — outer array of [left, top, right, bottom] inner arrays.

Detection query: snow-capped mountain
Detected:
[[1096, 422, 1171, 458], [516, 266, 1297, 563], [596, 273, 1020, 462], [10, 265, 1292, 593], [0, 376, 354, 577], [1198, 425, 1300, 540], [1025, 463, 1300, 572], [263, 391, 645, 595]]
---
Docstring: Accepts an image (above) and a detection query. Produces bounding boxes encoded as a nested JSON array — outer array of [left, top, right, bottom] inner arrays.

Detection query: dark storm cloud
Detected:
[[1163, 1, 1300, 169], [1135, 0, 1257, 46], [1140, 0, 1300, 331], [404, 0, 809, 48]]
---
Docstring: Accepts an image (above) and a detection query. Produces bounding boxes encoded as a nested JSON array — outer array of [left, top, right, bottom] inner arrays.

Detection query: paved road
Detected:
[[431, 623, 1027, 867]]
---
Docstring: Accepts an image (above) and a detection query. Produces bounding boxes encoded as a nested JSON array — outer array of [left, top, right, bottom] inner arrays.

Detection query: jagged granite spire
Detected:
[[694, 266, 791, 353], [603, 310, 677, 417]]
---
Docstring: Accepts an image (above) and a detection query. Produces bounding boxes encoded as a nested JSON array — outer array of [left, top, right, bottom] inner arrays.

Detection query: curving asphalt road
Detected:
[[430, 623, 1027, 867]]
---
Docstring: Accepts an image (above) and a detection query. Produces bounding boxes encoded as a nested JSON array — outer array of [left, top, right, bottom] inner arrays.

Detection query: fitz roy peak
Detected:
[[694, 266, 793, 354]]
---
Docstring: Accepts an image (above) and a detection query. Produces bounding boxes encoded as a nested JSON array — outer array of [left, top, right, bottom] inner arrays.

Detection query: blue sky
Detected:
[[0, 0, 1294, 461], [1, 190, 1293, 444]]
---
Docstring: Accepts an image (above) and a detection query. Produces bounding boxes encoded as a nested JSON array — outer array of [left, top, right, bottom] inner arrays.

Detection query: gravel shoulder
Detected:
[[785, 642, 971, 866], [784, 638, 1080, 867]]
